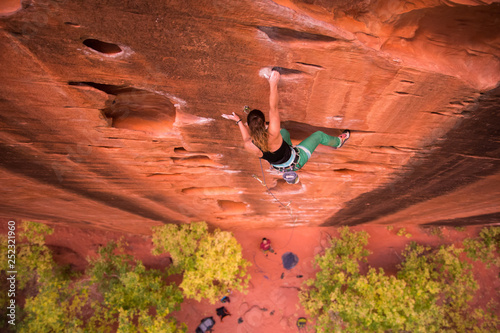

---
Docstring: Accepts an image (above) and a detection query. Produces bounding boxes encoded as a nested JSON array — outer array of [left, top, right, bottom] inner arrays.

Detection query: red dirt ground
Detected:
[[1, 220, 499, 332]]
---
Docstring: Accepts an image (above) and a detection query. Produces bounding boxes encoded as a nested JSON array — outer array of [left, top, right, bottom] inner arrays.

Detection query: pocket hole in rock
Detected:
[[172, 156, 222, 167], [174, 147, 188, 154], [271, 66, 306, 75], [217, 200, 247, 214], [69, 81, 177, 133], [104, 91, 177, 132], [83, 38, 122, 55], [68, 81, 141, 95], [258, 26, 338, 42]]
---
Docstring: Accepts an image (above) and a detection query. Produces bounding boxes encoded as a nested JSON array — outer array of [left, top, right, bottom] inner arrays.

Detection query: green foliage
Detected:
[[5, 222, 186, 333], [152, 221, 250, 303], [300, 227, 499, 333], [6, 221, 88, 333], [397, 227, 412, 238], [19, 280, 88, 333], [152, 222, 207, 274], [396, 243, 442, 325], [86, 239, 134, 292], [299, 227, 371, 332], [398, 243, 482, 332], [428, 226, 444, 238], [471, 300, 500, 333], [463, 226, 500, 268], [87, 241, 186, 333], [0, 221, 56, 331], [136, 312, 187, 333], [17, 221, 55, 289]]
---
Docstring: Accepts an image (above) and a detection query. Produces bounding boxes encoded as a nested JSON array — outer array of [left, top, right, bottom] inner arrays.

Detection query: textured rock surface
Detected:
[[0, 0, 499, 232]]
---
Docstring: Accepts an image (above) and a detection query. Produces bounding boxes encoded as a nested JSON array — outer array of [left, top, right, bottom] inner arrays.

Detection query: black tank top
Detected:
[[258, 139, 292, 164]]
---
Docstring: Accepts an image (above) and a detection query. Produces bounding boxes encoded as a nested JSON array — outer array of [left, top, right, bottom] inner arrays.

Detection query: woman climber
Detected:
[[222, 70, 350, 184]]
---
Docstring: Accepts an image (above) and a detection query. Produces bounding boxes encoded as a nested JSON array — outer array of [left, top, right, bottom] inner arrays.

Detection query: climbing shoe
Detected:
[[335, 130, 350, 149]]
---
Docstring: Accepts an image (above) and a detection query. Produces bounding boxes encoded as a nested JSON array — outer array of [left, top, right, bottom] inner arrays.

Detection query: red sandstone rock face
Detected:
[[0, 0, 499, 233]]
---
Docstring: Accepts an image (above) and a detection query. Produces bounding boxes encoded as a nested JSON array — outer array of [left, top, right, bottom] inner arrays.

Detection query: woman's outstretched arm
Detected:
[[221, 112, 261, 155], [267, 70, 281, 138]]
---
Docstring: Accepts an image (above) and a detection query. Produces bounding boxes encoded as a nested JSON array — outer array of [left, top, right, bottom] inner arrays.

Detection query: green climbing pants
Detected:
[[280, 128, 340, 170]]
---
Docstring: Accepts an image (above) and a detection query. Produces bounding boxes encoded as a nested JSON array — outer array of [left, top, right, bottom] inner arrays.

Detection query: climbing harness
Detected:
[[271, 146, 298, 171], [271, 146, 300, 184]]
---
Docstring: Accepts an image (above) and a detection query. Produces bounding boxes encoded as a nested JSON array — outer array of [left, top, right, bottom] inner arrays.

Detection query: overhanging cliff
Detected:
[[1, 0, 499, 232]]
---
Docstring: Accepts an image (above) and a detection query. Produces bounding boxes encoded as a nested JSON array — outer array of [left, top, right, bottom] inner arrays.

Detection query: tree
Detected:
[[14, 221, 55, 289], [299, 227, 499, 332], [152, 221, 250, 303], [2, 221, 187, 333], [85, 240, 186, 333], [463, 226, 500, 268]]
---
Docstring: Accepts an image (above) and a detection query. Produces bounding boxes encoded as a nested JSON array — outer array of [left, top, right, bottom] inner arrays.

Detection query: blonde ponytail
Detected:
[[247, 109, 269, 152]]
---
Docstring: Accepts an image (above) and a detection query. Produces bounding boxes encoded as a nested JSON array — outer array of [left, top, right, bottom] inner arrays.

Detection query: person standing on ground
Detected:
[[260, 238, 275, 256], [222, 70, 350, 184]]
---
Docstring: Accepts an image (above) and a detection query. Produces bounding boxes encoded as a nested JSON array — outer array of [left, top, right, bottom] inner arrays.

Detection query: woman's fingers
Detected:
[[222, 113, 240, 121], [269, 70, 280, 85]]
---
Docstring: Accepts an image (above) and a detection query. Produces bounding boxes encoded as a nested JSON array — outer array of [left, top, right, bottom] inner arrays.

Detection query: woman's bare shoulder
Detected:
[[244, 140, 264, 157], [268, 132, 283, 152]]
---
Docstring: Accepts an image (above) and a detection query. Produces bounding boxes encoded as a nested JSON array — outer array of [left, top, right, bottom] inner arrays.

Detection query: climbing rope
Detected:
[[256, 158, 298, 250]]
